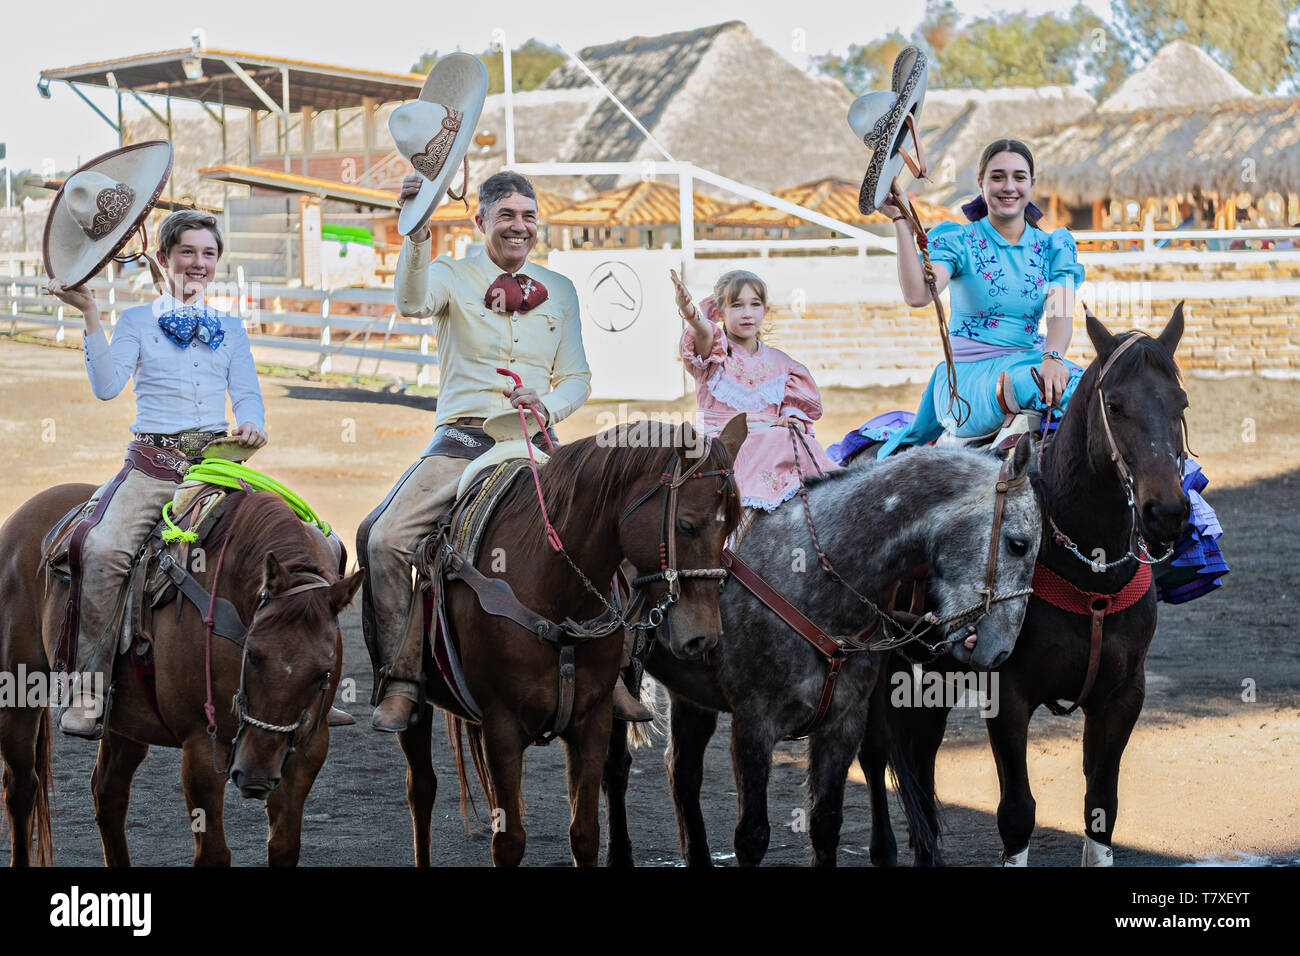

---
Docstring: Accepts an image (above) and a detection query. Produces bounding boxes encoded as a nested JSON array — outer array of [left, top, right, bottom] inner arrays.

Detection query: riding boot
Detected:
[[371, 592, 426, 733], [612, 628, 654, 723], [612, 682, 654, 723], [327, 706, 356, 727]]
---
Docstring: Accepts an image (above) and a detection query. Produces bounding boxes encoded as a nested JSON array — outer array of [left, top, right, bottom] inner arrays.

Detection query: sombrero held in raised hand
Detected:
[[847, 46, 929, 214], [390, 52, 489, 236], [42, 141, 173, 289]]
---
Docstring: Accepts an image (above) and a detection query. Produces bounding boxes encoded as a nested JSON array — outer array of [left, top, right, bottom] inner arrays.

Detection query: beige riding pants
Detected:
[[363, 455, 471, 702], [75, 469, 180, 702]]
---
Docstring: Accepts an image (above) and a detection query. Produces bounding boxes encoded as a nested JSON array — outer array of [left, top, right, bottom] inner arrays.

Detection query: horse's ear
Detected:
[[1008, 433, 1033, 482], [1084, 304, 1117, 362], [679, 419, 696, 452], [1158, 301, 1185, 355], [261, 551, 288, 594], [329, 568, 365, 615], [718, 413, 748, 463]]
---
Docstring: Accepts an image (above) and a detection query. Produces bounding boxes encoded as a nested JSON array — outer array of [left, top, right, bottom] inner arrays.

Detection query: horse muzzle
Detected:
[[230, 767, 281, 800], [1140, 494, 1190, 547]]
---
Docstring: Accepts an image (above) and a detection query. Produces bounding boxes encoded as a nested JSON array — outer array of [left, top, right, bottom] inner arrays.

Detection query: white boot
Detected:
[[1000, 848, 1029, 867], [1082, 834, 1114, 867]]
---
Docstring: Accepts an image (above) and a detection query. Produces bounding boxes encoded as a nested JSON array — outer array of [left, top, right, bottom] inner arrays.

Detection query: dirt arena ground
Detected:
[[0, 338, 1296, 866]]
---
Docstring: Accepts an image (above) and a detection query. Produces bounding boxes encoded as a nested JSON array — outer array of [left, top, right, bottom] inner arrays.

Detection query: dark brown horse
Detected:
[[395, 417, 746, 866], [865, 306, 1191, 866], [0, 488, 362, 866]]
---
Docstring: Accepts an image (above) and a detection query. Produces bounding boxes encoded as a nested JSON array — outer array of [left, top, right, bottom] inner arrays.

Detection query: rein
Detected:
[[786, 425, 1030, 657], [891, 180, 971, 428]]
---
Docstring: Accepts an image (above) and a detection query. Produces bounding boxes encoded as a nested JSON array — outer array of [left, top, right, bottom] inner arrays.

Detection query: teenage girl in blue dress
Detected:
[[877, 138, 1082, 455]]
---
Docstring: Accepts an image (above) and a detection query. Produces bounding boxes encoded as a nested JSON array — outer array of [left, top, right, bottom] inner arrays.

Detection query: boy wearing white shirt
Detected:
[[48, 210, 267, 737]]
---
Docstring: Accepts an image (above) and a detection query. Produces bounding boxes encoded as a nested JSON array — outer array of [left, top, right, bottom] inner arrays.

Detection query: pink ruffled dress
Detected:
[[680, 320, 840, 511]]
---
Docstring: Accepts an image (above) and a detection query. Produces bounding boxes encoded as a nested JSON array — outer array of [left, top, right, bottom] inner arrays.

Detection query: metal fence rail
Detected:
[[1, 264, 440, 386]]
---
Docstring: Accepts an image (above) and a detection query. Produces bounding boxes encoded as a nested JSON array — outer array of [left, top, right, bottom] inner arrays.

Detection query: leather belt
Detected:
[[445, 417, 486, 428], [134, 430, 226, 461]]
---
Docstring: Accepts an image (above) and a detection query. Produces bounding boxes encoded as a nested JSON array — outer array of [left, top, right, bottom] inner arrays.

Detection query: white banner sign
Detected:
[[547, 248, 688, 401]]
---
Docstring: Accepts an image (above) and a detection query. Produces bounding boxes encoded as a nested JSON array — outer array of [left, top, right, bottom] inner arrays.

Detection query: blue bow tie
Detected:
[[157, 306, 225, 350]]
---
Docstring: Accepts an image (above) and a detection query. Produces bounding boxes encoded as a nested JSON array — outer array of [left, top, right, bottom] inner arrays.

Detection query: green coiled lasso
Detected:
[[161, 458, 330, 543]]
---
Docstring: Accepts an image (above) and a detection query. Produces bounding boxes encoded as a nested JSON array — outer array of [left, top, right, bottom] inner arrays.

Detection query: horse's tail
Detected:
[[33, 707, 54, 865], [886, 710, 944, 864], [446, 715, 490, 833]]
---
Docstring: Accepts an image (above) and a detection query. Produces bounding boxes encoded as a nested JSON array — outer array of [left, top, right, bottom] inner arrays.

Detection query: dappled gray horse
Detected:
[[603, 439, 1042, 866]]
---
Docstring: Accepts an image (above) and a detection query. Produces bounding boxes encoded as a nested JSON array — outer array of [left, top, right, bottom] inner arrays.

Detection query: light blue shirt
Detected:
[[926, 217, 1085, 350], [83, 293, 265, 434]]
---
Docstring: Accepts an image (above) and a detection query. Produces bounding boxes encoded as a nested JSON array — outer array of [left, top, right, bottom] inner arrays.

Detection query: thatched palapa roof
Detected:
[[915, 86, 1096, 206], [1097, 41, 1251, 114], [546, 180, 727, 227], [1032, 96, 1300, 205], [534, 21, 869, 195], [709, 177, 962, 227]]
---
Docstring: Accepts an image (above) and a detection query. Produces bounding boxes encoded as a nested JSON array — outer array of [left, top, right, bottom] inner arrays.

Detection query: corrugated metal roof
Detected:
[[198, 164, 400, 208], [546, 180, 727, 226], [41, 49, 423, 112], [709, 178, 962, 227]]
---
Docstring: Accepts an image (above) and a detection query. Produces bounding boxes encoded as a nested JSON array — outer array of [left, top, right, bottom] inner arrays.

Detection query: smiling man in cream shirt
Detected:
[[358, 170, 614, 731]]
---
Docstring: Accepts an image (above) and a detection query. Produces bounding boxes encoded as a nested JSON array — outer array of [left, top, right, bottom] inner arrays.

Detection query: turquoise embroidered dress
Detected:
[[878, 216, 1086, 457]]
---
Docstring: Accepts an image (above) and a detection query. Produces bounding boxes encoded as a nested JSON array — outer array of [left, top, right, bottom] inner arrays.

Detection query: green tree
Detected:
[[1112, 0, 1295, 93], [813, 1, 1130, 97], [812, 0, 958, 92], [409, 39, 564, 94]]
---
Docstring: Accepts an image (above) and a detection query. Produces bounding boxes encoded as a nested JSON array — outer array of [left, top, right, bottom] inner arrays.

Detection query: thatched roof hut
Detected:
[[915, 86, 1096, 206], [1097, 41, 1251, 114], [709, 177, 962, 228], [1032, 97, 1300, 206], [547, 180, 727, 226], [534, 21, 869, 195]]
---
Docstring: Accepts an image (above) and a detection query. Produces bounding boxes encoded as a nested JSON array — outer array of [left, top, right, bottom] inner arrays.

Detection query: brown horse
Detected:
[[0, 487, 362, 866], [395, 417, 746, 866]]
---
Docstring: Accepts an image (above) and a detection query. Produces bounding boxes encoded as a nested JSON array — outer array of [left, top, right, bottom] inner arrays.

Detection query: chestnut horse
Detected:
[[395, 417, 746, 867], [865, 307, 1192, 866], [0, 488, 362, 866]]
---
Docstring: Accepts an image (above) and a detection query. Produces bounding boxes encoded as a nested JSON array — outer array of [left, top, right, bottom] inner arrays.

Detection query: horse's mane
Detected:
[[207, 490, 333, 630], [492, 422, 743, 562]]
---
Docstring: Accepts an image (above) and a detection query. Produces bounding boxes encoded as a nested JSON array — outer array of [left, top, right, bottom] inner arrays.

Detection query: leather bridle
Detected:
[[621, 441, 737, 628], [1048, 332, 1179, 571]]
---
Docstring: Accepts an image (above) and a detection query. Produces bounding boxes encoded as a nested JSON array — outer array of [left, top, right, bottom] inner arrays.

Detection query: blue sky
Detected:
[[2, 0, 1111, 174]]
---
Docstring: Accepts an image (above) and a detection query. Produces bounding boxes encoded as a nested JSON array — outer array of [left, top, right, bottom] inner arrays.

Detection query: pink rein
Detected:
[[497, 367, 560, 551]]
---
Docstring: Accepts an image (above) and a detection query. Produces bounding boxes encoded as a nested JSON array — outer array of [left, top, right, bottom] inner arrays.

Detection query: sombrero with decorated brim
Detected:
[[847, 47, 929, 214], [42, 140, 173, 289], [391, 52, 489, 236]]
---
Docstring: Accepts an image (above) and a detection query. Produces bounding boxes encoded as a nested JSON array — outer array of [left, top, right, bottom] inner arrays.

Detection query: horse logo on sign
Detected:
[[584, 261, 643, 333]]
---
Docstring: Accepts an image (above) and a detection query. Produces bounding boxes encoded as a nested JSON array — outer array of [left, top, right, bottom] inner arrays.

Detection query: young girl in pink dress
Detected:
[[673, 268, 839, 511]]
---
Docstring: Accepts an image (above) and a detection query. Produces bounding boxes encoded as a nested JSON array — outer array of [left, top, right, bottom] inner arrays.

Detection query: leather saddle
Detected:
[[411, 459, 534, 721]]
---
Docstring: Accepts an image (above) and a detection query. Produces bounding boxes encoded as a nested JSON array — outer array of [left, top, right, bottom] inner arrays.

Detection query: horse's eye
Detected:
[[1006, 536, 1030, 557], [1105, 401, 1123, 416], [317, 671, 331, 687], [676, 518, 698, 536], [246, 651, 264, 669]]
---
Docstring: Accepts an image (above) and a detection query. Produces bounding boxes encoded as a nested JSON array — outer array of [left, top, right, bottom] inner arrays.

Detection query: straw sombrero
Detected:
[[391, 52, 489, 236], [847, 47, 929, 214], [42, 141, 173, 289]]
